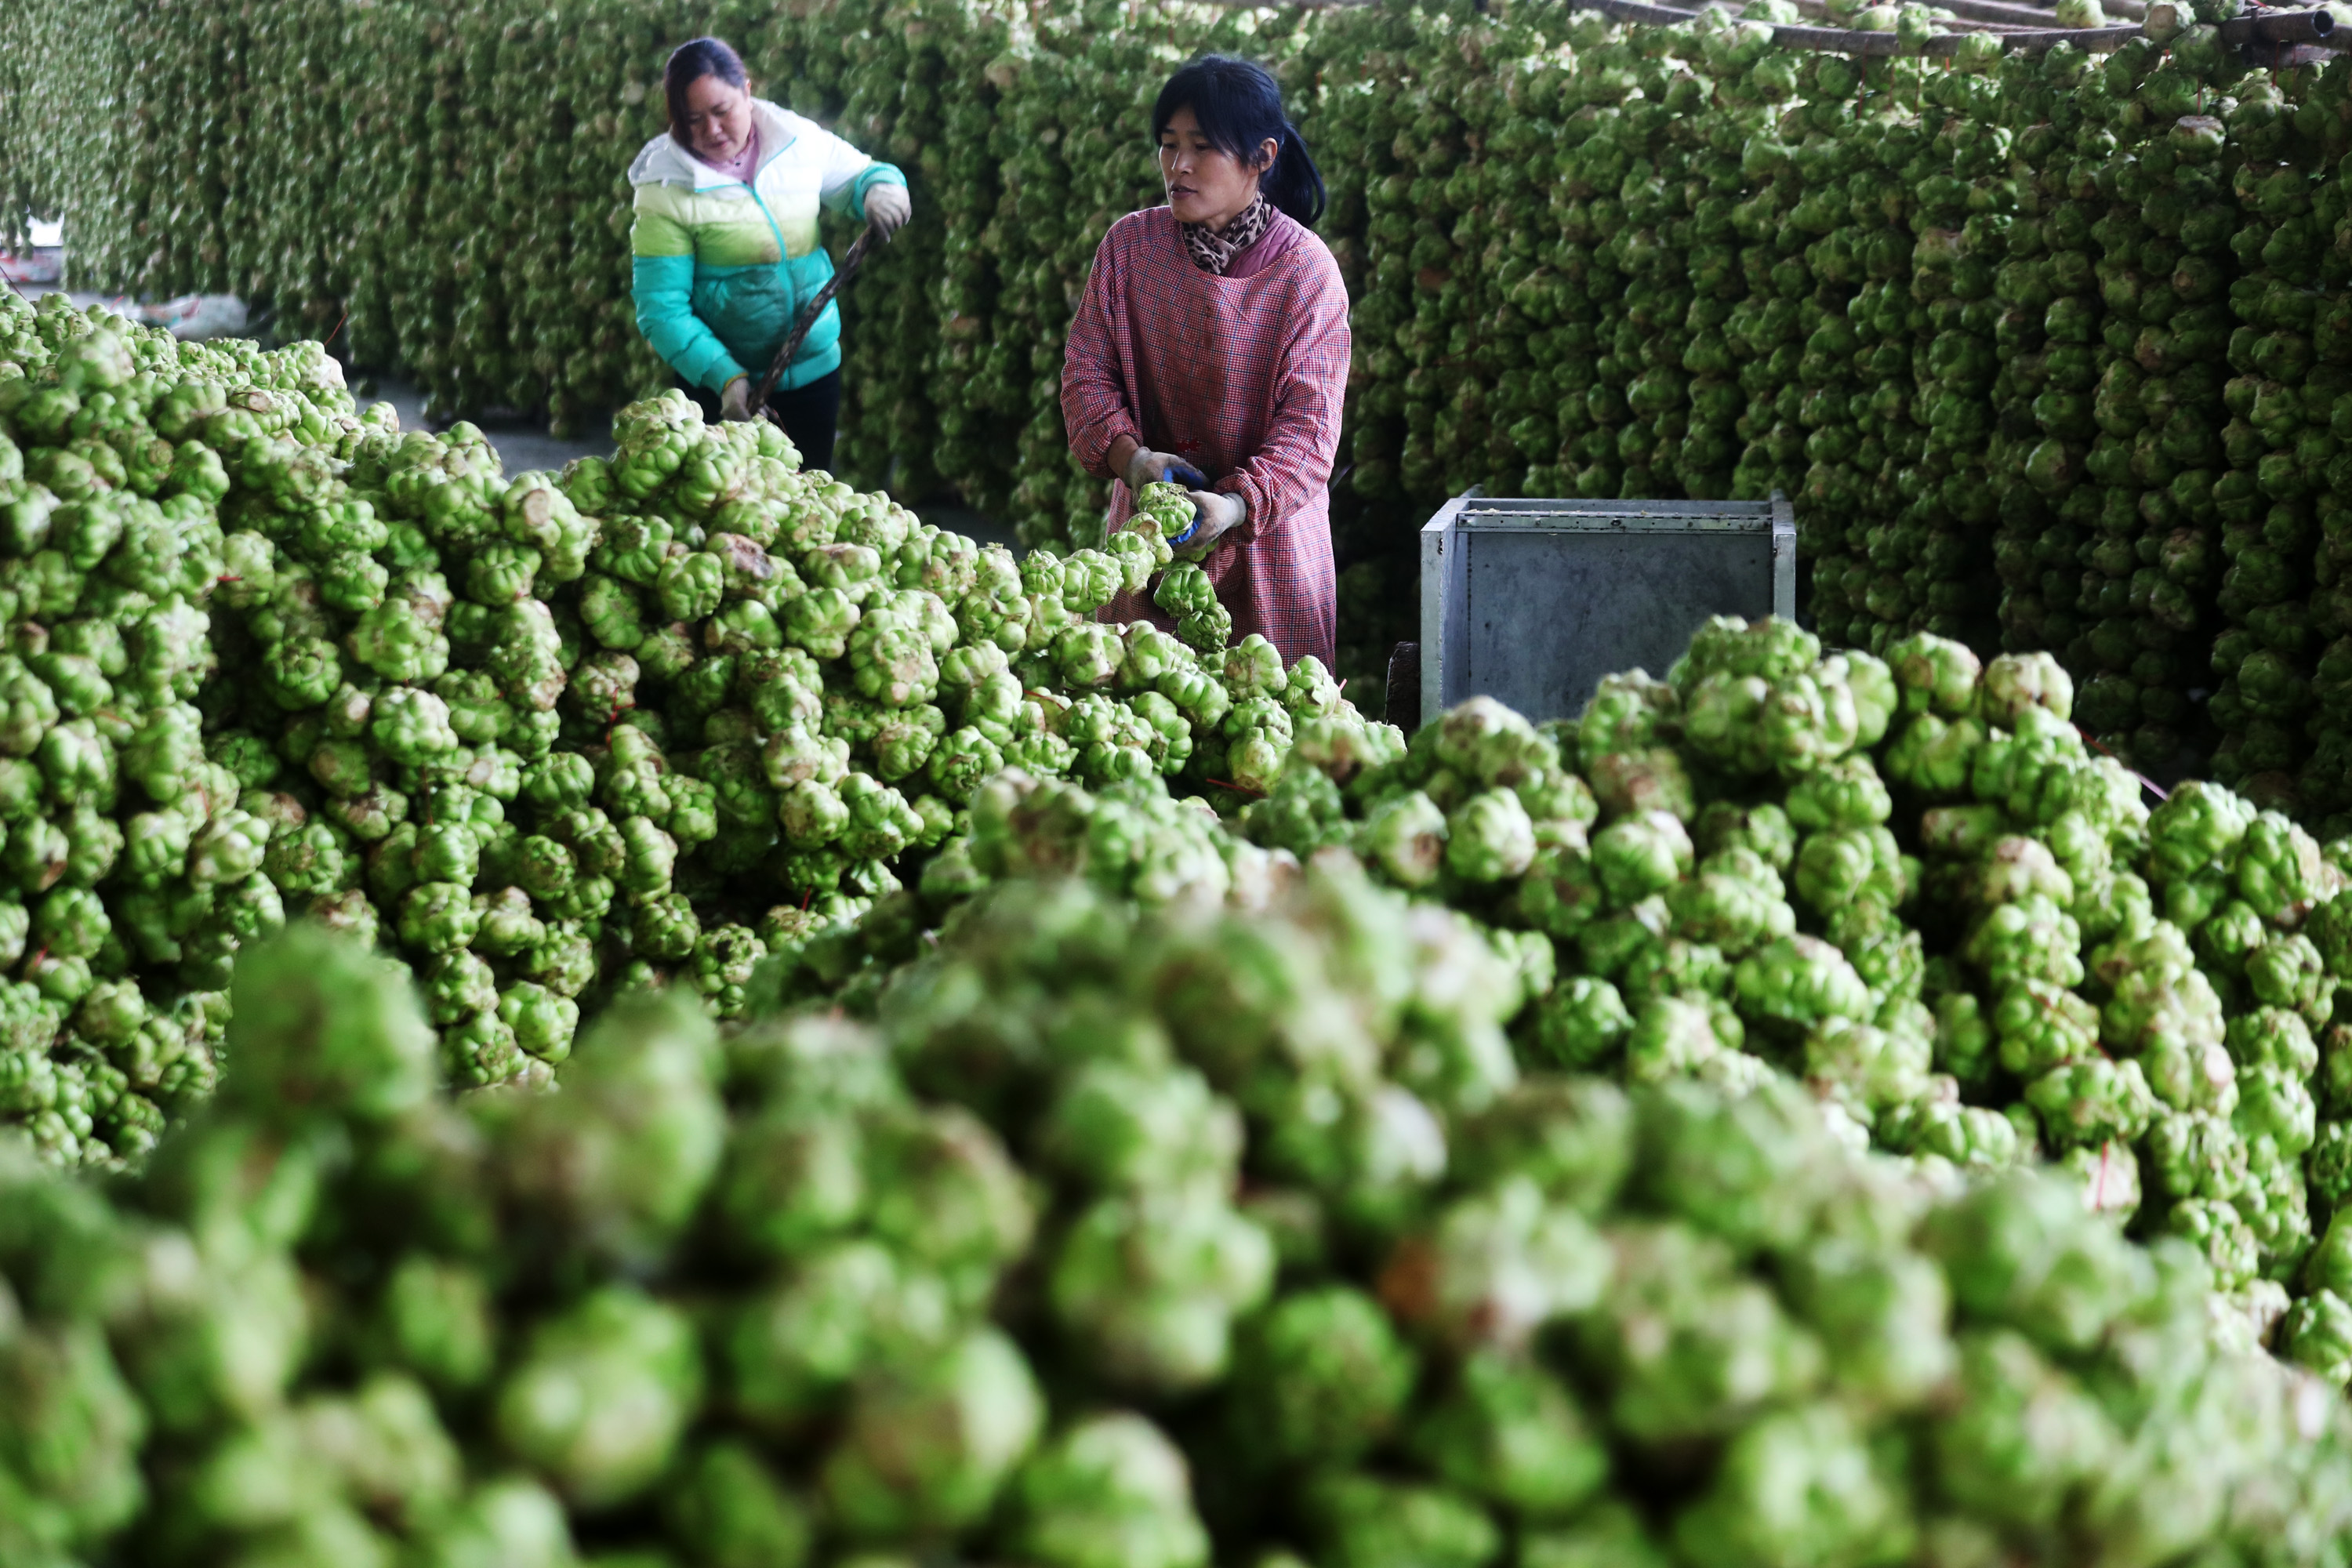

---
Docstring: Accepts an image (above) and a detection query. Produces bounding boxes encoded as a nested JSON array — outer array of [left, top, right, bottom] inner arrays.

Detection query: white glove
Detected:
[[866, 182, 913, 240], [719, 376, 754, 422], [1175, 489, 1246, 558], [1122, 445, 1207, 492]]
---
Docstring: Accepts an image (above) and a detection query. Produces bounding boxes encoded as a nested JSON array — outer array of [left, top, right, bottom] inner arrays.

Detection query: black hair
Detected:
[[1151, 55, 1325, 229], [665, 37, 750, 148]]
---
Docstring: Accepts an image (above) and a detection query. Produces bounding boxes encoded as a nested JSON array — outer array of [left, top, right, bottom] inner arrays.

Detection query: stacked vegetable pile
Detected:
[[1058, 615, 2352, 1356], [0, 294, 1416, 1156], [49, 276, 2352, 1410], [26, 269, 2352, 1550], [537, 387, 1391, 983], [0, 288, 619, 1118], [546, 396, 1374, 938], [0, 296, 275, 1170], [203, 418, 608, 1093], [13, 877, 2352, 1566]]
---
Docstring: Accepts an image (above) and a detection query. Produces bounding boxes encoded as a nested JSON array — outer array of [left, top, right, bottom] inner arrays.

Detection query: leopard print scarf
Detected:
[[1179, 194, 1273, 276]]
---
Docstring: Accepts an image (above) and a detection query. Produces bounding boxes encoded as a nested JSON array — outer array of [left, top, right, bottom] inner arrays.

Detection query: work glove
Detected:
[[1123, 445, 1207, 492], [719, 376, 754, 423], [866, 182, 913, 240], [1174, 489, 1246, 558]]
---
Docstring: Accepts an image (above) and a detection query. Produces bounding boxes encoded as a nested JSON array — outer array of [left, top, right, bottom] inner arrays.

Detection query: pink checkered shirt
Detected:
[[1062, 206, 1352, 670]]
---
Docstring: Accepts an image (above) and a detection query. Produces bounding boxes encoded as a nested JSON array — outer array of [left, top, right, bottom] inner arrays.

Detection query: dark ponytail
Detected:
[[1152, 55, 1326, 229], [664, 36, 749, 148], [1269, 122, 1325, 229]]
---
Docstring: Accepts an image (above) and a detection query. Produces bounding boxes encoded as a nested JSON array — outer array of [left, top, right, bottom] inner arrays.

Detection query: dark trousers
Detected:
[[680, 368, 840, 473]]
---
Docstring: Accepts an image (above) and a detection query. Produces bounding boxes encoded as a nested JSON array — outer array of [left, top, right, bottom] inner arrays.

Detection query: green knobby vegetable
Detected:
[[1006, 1413, 1209, 1568], [492, 1285, 704, 1509], [1225, 1287, 1418, 1471], [1300, 1471, 1501, 1568], [1443, 789, 1537, 884], [818, 1327, 1044, 1540], [1048, 1189, 1276, 1393]]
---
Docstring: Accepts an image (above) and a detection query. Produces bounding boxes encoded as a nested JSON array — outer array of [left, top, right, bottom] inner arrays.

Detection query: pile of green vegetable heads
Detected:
[[37, 169, 2352, 1414], [13, 873, 2352, 1566], [0, 292, 1392, 1165], [35, 231, 2352, 1417], [20, 278, 2352, 1558], [795, 604, 2352, 1403]]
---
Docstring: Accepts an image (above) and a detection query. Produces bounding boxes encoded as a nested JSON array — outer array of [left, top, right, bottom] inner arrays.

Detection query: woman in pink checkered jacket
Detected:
[[1062, 56, 1352, 670]]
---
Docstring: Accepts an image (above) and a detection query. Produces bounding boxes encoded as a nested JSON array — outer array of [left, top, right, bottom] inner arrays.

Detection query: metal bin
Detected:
[[1418, 492, 1797, 724]]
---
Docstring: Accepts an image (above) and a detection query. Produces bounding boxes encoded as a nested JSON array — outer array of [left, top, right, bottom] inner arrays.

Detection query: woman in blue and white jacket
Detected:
[[628, 36, 911, 470]]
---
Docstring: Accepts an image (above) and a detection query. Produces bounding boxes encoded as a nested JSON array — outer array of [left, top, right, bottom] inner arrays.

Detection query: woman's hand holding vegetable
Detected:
[[1174, 490, 1245, 558], [1116, 438, 1207, 493]]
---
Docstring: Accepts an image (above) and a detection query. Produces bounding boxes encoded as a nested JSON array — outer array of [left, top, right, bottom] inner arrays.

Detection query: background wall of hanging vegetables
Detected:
[[11, 0, 2352, 787]]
